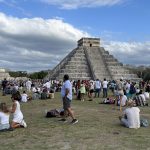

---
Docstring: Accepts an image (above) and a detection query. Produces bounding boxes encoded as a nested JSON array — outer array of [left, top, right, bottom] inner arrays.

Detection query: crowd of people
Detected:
[[0, 76, 150, 131]]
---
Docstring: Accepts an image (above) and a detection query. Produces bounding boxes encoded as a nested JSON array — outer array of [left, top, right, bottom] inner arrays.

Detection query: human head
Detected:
[[0, 103, 9, 113], [127, 100, 135, 107], [63, 74, 69, 82], [11, 92, 21, 101], [139, 89, 143, 94]]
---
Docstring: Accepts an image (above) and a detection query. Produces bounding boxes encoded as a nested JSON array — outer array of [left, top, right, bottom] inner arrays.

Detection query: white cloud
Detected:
[[102, 40, 150, 66], [41, 0, 125, 9], [0, 12, 90, 72], [0, 12, 149, 72]]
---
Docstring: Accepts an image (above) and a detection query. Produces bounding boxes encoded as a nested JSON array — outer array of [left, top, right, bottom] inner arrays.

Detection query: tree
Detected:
[[9, 71, 27, 77], [29, 71, 48, 79]]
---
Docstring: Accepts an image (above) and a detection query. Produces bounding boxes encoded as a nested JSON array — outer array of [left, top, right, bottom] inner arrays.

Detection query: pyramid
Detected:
[[46, 38, 139, 81]]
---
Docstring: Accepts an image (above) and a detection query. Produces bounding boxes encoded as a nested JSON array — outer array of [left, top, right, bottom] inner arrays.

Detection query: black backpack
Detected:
[[46, 109, 60, 118]]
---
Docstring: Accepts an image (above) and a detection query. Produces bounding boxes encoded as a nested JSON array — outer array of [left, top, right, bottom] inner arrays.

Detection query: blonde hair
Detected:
[[127, 99, 135, 107]]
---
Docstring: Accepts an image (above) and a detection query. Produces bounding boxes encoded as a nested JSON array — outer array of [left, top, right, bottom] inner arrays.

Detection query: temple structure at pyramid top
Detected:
[[46, 37, 139, 81]]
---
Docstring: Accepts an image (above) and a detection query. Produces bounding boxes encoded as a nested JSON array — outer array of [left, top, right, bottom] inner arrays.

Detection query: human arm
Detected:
[[63, 88, 70, 99], [9, 102, 17, 113], [119, 110, 127, 120]]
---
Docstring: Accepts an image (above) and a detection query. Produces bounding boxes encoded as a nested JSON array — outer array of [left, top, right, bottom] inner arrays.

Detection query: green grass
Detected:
[[0, 91, 150, 150]]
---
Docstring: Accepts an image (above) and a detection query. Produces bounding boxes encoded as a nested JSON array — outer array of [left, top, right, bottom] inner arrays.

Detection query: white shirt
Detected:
[[103, 81, 108, 88], [125, 83, 130, 93], [140, 94, 146, 102], [61, 80, 72, 100], [26, 80, 32, 87], [0, 112, 9, 124], [90, 82, 94, 90], [144, 92, 149, 100], [32, 87, 36, 93], [123, 107, 140, 129], [14, 85, 19, 91], [21, 93, 28, 102], [44, 81, 51, 89], [118, 95, 127, 106]]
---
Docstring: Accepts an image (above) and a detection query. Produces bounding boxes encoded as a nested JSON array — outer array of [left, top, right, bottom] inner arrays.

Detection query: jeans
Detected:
[[95, 88, 101, 97], [103, 88, 107, 98], [120, 118, 129, 128]]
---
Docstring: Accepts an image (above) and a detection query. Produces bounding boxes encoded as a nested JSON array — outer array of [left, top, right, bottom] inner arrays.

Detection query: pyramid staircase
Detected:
[[45, 38, 140, 81]]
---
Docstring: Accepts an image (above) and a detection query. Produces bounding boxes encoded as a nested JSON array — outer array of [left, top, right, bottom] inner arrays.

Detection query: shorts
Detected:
[[118, 90, 124, 96], [90, 89, 94, 93], [0, 123, 10, 130], [115, 90, 124, 96], [63, 97, 71, 110]]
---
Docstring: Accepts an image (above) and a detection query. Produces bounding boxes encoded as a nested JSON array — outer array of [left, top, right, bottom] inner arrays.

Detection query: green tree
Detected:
[[9, 71, 27, 77], [29, 71, 48, 79]]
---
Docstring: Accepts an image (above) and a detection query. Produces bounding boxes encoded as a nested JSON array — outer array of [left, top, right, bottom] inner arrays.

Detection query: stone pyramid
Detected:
[[46, 38, 139, 81]]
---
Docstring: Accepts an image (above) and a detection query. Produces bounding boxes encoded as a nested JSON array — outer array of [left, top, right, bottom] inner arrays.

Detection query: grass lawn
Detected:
[[0, 91, 150, 150]]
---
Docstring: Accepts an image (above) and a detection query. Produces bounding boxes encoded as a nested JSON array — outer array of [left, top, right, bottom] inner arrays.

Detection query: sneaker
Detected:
[[20, 120, 27, 128], [71, 119, 78, 124]]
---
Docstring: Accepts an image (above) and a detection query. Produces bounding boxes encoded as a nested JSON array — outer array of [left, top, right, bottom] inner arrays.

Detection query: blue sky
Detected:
[[0, 0, 150, 72]]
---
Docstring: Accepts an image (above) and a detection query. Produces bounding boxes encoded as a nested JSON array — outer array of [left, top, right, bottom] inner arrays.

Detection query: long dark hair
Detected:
[[11, 91, 21, 101]]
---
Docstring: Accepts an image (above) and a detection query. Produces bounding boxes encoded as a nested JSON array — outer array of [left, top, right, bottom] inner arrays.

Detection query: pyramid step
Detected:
[[60, 69, 90, 73], [45, 38, 140, 81], [65, 65, 89, 69]]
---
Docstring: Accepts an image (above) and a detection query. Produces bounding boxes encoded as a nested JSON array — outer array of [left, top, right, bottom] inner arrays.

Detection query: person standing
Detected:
[[26, 79, 32, 92], [102, 78, 108, 98], [94, 79, 101, 98], [2, 78, 8, 96], [80, 80, 86, 101], [21, 91, 28, 103], [60, 74, 78, 124]]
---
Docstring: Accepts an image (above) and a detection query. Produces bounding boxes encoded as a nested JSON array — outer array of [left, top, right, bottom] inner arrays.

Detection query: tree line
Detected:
[[9, 71, 48, 79]]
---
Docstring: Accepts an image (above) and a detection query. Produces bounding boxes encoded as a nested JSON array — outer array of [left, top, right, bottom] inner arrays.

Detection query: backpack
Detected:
[[140, 118, 149, 127], [46, 109, 60, 118]]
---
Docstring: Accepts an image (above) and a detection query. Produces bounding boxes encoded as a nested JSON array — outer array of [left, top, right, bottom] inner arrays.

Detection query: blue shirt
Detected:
[[61, 80, 72, 100]]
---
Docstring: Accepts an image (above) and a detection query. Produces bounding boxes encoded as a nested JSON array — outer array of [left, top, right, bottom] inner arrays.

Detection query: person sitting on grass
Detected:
[[21, 91, 28, 103], [119, 100, 140, 129], [9, 94, 27, 129], [0, 102, 11, 131], [117, 94, 128, 107], [100, 97, 115, 104]]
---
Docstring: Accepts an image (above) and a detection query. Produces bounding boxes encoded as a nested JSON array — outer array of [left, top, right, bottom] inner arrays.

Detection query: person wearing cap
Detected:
[[119, 100, 140, 129]]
